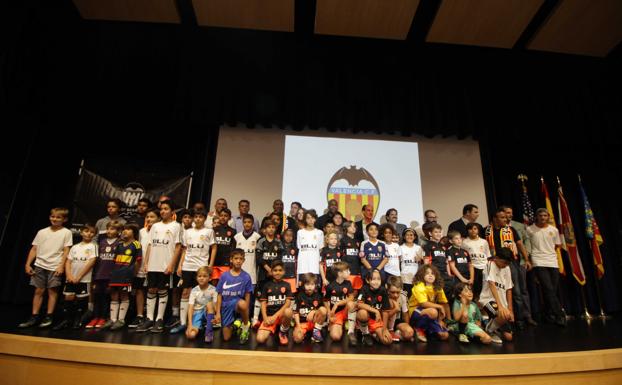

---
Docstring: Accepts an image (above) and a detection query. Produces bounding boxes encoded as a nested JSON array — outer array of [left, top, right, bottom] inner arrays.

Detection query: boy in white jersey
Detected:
[[479, 248, 514, 344], [170, 209, 215, 334], [137, 200, 182, 333], [296, 209, 324, 285], [233, 214, 261, 320], [53, 224, 97, 330], [462, 222, 491, 300]]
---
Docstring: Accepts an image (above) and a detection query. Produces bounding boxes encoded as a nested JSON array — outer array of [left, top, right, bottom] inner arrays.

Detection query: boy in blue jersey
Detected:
[[360, 223, 388, 281], [215, 248, 253, 344]]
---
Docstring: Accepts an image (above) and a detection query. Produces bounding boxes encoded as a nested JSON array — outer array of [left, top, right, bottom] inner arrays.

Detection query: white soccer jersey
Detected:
[[234, 231, 261, 284], [147, 220, 182, 272], [182, 227, 215, 271], [296, 228, 324, 275]]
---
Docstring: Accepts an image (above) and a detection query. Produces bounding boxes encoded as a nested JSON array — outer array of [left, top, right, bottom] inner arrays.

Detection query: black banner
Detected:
[[72, 169, 192, 227]]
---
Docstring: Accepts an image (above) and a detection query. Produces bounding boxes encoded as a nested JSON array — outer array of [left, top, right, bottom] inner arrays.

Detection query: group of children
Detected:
[[19, 199, 517, 347]]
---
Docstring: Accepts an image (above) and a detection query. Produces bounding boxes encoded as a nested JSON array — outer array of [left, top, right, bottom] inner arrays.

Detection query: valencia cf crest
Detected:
[[312, 300, 319, 307], [337, 252, 341, 257], [326, 166, 380, 222], [280, 286, 286, 293], [106, 246, 112, 253], [267, 289, 272, 293], [290, 249, 295, 255], [378, 246, 383, 252], [342, 287, 348, 294], [377, 295, 382, 302], [367, 297, 372, 302], [227, 231, 232, 237], [274, 245, 278, 251]]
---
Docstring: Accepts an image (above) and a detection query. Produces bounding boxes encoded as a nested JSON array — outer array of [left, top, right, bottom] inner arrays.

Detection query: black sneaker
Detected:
[[52, 319, 70, 331], [128, 316, 144, 328], [72, 313, 84, 329], [39, 315, 53, 328], [347, 332, 358, 346], [361, 334, 374, 347], [165, 317, 180, 329], [555, 316, 567, 327], [18, 315, 39, 328], [151, 319, 165, 333], [136, 319, 154, 332]]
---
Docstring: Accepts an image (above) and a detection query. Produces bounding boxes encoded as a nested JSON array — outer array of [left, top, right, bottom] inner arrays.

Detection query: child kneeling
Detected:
[[186, 266, 217, 342]]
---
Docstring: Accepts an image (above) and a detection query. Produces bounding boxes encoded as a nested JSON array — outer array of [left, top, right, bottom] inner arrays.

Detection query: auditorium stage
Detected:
[[1, 305, 621, 384]]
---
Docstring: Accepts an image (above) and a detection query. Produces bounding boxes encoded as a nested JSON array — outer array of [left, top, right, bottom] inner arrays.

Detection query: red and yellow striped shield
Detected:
[[326, 166, 380, 222]]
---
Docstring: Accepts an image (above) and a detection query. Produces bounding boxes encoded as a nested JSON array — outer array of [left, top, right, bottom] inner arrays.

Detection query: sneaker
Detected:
[[390, 331, 401, 342], [311, 328, 324, 343], [18, 316, 39, 328], [136, 319, 154, 332], [110, 319, 126, 331], [72, 314, 84, 329], [347, 332, 358, 346], [415, 328, 427, 343], [101, 319, 114, 329], [212, 321, 222, 329], [555, 316, 567, 327], [239, 326, 250, 345], [95, 318, 107, 329], [85, 318, 99, 329], [526, 317, 538, 327], [361, 333, 374, 347], [52, 319, 70, 331], [151, 319, 165, 333], [490, 333, 503, 344], [233, 319, 242, 335], [165, 317, 180, 329], [38, 315, 53, 328], [458, 334, 470, 343], [128, 316, 144, 328], [485, 319, 496, 335], [278, 330, 289, 346], [169, 324, 186, 334], [205, 328, 214, 343]]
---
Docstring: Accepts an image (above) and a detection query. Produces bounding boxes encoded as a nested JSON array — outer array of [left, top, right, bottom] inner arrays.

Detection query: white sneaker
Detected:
[[490, 333, 503, 344]]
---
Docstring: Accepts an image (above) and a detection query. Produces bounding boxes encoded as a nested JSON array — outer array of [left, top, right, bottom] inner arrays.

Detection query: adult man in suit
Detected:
[[355, 204, 378, 243], [385, 208, 407, 241], [448, 204, 485, 238]]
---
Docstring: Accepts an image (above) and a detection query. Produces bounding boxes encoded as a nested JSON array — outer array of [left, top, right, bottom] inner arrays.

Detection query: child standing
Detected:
[[324, 261, 357, 344], [462, 222, 491, 300], [52, 224, 97, 330], [95, 199, 126, 236], [379, 224, 401, 281], [360, 223, 388, 281], [296, 210, 324, 285], [423, 223, 452, 307], [451, 282, 492, 344], [252, 221, 283, 327], [479, 248, 514, 344], [210, 208, 237, 284], [447, 230, 474, 304], [281, 229, 298, 295], [87, 220, 122, 329], [399, 228, 423, 298], [356, 269, 392, 346], [320, 231, 342, 286], [20, 208, 73, 328], [215, 249, 253, 344], [234, 214, 261, 320], [257, 261, 294, 346], [186, 266, 217, 342], [107, 223, 142, 330], [407, 265, 449, 342], [170, 209, 215, 334], [293, 273, 326, 343], [128, 208, 160, 328], [137, 200, 182, 333]]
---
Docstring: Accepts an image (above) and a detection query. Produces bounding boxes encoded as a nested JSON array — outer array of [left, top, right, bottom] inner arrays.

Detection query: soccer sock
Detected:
[[459, 322, 467, 334], [388, 313, 397, 331], [347, 310, 357, 334], [252, 299, 261, 322], [88, 301, 94, 312], [313, 322, 323, 331], [488, 319, 500, 333], [119, 300, 130, 321], [146, 292, 157, 321], [157, 290, 168, 321], [242, 319, 250, 331], [360, 320, 369, 335], [172, 306, 180, 318], [62, 300, 74, 322], [110, 301, 120, 322], [205, 313, 214, 333], [180, 298, 189, 326], [280, 323, 290, 333]]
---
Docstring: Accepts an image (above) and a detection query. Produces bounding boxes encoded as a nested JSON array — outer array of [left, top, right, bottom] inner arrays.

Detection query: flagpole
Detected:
[[588, 242, 611, 320]]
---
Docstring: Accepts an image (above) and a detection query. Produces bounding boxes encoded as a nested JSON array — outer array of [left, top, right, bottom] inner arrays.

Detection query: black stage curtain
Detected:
[[1, 1, 621, 313]]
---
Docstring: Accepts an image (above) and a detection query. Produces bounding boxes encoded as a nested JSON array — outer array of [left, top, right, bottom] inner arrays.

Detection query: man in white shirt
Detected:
[[527, 208, 565, 327]]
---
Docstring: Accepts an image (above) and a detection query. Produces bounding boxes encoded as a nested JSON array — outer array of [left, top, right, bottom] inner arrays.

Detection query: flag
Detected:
[[579, 178, 604, 279], [518, 174, 535, 225], [541, 178, 565, 275], [557, 180, 586, 285]]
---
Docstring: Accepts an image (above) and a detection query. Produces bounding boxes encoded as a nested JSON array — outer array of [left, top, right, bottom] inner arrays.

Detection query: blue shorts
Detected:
[[409, 306, 447, 336], [191, 308, 206, 329], [221, 299, 241, 327]]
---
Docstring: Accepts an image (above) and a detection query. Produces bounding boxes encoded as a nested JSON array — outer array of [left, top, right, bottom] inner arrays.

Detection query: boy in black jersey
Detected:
[[447, 230, 474, 297], [423, 223, 453, 305], [210, 208, 237, 284], [293, 273, 326, 343], [252, 221, 284, 328], [281, 229, 298, 294], [357, 269, 392, 346], [257, 260, 293, 346], [320, 231, 342, 286], [324, 261, 356, 343]]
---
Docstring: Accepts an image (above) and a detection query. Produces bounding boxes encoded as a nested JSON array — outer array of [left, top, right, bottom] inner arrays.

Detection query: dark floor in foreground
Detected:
[[2, 304, 620, 355]]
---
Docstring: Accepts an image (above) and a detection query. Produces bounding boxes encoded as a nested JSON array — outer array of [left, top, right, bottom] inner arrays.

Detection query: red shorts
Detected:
[[368, 317, 384, 333], [284, 278, 297, 293], [347, 275, 363, 290], [211, 266, 229, 280], [297, 321, 315, 334], [330, 308, 348, 326], [259, 316, 282, 334]]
